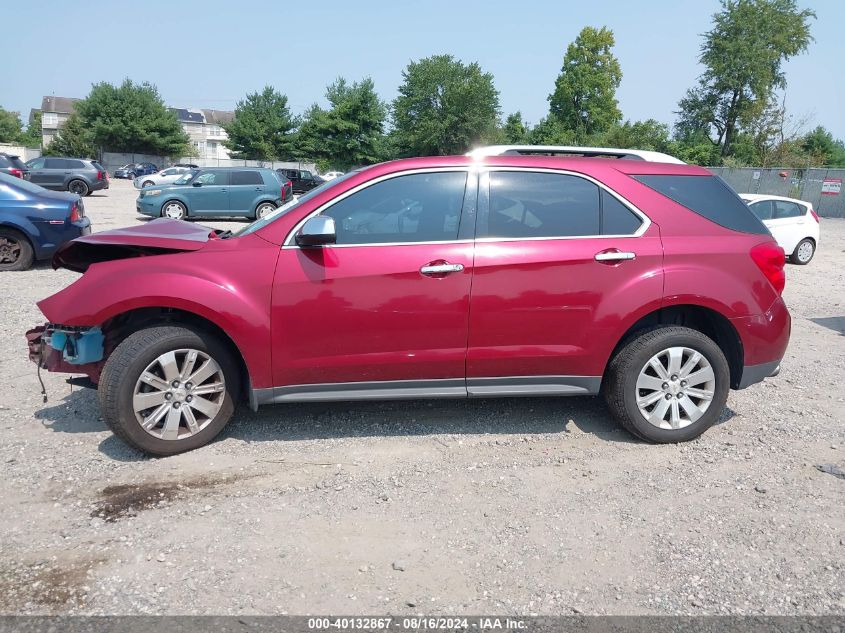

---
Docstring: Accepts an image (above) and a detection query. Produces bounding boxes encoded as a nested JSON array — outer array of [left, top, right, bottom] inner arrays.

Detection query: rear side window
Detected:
[[485, 171, 600, 238], [66, 159, 86, 169], [773, 200, 803, 219], [601, 190, 642, 235], [91, 161, 105, 172], [633, 174, 768, 235], [0, 156, 9, 168], [230, 170, 263, 185]]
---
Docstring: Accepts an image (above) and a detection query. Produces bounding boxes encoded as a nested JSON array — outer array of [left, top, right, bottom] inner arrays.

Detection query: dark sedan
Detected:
[[114, 162, 158, 179], [0, 173, 92, 271]]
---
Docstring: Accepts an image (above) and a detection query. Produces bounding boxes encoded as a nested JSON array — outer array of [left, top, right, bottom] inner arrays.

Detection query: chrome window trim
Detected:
[[282, 167, 475, 248], [479, 166, 651, 241]]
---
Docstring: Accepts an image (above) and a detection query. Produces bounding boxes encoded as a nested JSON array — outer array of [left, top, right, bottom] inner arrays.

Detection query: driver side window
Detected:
[[320, 172, 468, 245]]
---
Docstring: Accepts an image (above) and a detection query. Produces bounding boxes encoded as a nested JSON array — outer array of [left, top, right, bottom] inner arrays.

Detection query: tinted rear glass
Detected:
[[230, 170, 263, 185], [0, 156, 10, 168], [633, 175, 769, 235]]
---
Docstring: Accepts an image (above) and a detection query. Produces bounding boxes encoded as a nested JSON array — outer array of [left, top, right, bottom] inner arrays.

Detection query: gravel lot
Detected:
[[0, 179, 843, 616]]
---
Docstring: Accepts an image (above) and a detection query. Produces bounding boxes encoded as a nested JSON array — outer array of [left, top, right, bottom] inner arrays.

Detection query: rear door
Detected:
[[228, 170, 265, 215], [767, 199, 807, 253], [187, 169, 229, 215], [466, 168, 663, 393]]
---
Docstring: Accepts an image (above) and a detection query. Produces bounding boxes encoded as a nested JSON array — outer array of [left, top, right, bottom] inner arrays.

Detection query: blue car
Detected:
[[0, 173, 92, 271], [136, 167, 285, 220]]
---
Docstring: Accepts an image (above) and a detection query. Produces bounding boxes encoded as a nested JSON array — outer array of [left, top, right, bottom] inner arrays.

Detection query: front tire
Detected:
[[603, 326, 730, 443], [68, 179, 89, 196], [161, 200, 187, 220], [98, 326, 241, 456], [791, 238, 815, 265], [142, 180, 155, 188], [0, 228, 34, 271]]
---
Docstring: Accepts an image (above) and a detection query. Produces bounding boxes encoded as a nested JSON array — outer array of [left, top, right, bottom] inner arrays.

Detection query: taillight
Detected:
[[97, 171, 105, 181], [9, 168, 23, 179], [69, 202, 81, 222], [750, 242, 786, 295], [810, 207, 820, 223]]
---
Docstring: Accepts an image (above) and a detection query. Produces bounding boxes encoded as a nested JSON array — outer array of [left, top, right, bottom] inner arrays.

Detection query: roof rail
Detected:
[[466, 145, 685, 164]]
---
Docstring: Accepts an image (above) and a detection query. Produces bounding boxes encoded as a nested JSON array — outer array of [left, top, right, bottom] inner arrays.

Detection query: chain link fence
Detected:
[[710, 167, 845, 218]]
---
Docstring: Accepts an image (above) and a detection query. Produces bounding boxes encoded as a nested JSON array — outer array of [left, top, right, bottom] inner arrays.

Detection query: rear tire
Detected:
[[254, 201, 276, 219], [603, 326, 730, 443], [0, 227, 34, 271], [98, 325, 241, 456], [791, 238, 815, 265], [68, 179, 89, 196]]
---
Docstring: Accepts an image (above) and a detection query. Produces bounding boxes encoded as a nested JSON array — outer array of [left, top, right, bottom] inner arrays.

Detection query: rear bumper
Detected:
[[90, 179, 109, 192], [737, 359, 781, 389]]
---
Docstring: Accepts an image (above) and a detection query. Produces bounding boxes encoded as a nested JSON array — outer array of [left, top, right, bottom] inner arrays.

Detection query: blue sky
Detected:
[[4, 0, 843, 138]]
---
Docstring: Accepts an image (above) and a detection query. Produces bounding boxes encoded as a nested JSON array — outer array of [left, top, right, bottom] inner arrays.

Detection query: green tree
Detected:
[[0, 108, 23, 143], [224, 86, 297, 160], [74, 80, 190, 155], [601, 119, 672, 152], [503, 112, 529, 144], [676, 0, 815, 158], [548, 26, 622, 138], [296, 77, 387, 170], [18, 111, 42, 148], [802, 126, 845, 166], [392, 54, 500, 156], [526, 116, 578, 145], [43, 113, 97, 158]]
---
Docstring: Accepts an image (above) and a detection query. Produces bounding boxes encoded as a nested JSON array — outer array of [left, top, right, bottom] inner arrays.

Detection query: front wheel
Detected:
[[161, 200, 187, 220], [791, 238, 815, 265], [142, 180, 155, 188], [603, 326, 730, 443], [98, 325, 241, 456]]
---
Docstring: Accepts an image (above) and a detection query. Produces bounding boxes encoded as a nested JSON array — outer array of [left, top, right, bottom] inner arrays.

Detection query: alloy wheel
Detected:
[[132, 348, 226, 440], [635, 346, 716, 430], [797, 241, 814, 263], [0, 236, 21, 264]]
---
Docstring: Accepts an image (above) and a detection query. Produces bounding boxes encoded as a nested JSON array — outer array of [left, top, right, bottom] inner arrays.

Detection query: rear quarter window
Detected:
[[633, 174, 769, 235]]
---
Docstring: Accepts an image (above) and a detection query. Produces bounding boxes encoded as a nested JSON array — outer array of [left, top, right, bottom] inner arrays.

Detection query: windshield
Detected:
[[235, 170, 360, 237]]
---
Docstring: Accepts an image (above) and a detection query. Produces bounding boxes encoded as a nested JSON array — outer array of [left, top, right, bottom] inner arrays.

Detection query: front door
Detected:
[[466, 169, 664, 394], [188, 170, 229, 215], [270, 169, 476, 396]]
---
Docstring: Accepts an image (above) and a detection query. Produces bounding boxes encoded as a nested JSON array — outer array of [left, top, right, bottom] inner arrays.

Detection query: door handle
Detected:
[[420, 262, 464, 276], [595, 250, 636, 262]]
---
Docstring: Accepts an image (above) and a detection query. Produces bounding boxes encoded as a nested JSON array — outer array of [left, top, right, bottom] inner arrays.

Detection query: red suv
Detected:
[[26, 154, 790, 455]]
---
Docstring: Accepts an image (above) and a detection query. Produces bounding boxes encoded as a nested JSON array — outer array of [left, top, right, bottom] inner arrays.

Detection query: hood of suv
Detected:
[[53, 218, 217, 272]]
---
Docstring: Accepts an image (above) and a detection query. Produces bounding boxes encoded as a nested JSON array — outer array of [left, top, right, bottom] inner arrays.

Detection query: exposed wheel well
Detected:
[[607, 305, 744, 389], [101, 307, 250, 400]]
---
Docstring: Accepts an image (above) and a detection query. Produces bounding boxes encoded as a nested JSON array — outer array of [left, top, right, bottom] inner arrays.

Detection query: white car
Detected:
[[739, 194, 821, 265], [320, 171, 345, 180], [134, 166, 196, 189]]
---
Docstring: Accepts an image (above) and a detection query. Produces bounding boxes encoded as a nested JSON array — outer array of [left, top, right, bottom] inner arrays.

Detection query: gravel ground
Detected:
[[0, 179, 842, 615]]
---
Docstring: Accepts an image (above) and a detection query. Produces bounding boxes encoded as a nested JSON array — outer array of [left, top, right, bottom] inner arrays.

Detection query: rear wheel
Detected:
[[161, 200, 187, 220], [603, 326, 730, 443], [255, 201, 276, 219], [0, 228, 34, 271], [68, 179, 89, 196], [98, 325, 241, 456], [791, 238, 815, 265]]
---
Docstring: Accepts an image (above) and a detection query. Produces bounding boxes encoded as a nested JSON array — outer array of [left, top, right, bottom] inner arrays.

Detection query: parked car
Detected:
[[277, 168, 324, 194], [738, 193, 820, 265], [134, 166, 196, 189], [113, 162, 158, 179], [0, 153, 31, 180], [26, 153, 790, 455], [172, 163, 199, 169], [135, 167, 285, 220], [321, 171, 344, 181], [0, 173, 91, 271], [25, 157, 109, 196]]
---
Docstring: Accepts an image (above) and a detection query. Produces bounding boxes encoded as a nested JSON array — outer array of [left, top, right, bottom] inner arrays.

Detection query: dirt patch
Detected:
[[91, 473, 256, 522], [0, 557, 104, 611]]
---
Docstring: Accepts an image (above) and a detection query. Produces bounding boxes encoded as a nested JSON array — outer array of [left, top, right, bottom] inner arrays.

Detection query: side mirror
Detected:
[[295, 216, 336, 247], [192, 181, 203, 187]]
